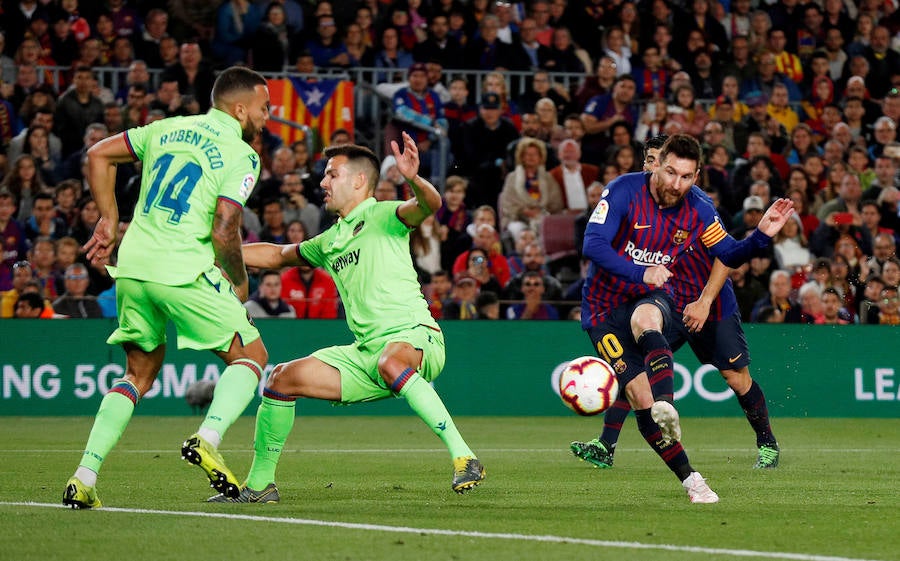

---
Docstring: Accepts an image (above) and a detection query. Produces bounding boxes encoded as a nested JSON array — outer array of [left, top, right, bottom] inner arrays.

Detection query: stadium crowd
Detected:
[[1, 0, 900, 324]]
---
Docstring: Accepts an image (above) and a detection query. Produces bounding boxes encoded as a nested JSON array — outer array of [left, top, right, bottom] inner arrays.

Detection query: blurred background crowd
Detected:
[[1, 0, 899, 324]]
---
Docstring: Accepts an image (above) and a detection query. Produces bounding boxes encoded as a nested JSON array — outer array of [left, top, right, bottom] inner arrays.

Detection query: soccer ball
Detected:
[[559, 356, 620, 416]]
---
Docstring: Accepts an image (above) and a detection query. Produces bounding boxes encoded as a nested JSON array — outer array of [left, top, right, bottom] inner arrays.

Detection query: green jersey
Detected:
[[114, 109, 260, 285], [299, 198, 437, 344]]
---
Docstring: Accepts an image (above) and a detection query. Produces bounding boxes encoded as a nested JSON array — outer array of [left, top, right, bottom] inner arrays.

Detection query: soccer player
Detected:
[[63, 67, 272, 509], [572, 135, 781, 473], [208, 132, 484, 503], [576, 134, 792, 503]]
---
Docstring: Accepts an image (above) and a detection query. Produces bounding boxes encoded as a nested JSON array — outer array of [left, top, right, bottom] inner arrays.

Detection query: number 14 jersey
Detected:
[[116, 109, 260, 285]]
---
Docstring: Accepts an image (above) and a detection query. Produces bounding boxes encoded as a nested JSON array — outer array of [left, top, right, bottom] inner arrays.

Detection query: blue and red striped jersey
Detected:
[[580, 171, 736, 328], [669, 245, 739, 321]]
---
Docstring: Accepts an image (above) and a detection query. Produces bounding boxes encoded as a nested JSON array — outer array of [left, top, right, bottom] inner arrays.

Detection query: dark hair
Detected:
[[211, 66, 267, 106], [31, 192, 54, 207], [475, 290, 499, 308], [822, 287, 841, 298], [259, 269, 282, 281], [645, 134, 669, 151], [15, 292, 44, 313], [659, 133, 703, 166], [322, 144, 380, 191]]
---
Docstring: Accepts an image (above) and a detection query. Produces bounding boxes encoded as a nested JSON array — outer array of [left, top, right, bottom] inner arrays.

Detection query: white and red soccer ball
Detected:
[[558, 356, 620, 416]]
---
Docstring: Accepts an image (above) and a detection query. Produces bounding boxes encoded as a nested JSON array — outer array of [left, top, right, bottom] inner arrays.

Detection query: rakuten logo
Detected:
[[624, 241, 673, 266]]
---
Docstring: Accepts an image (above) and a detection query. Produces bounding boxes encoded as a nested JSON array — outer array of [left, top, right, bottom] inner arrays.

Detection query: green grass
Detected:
[[1, 416, 897, 561]]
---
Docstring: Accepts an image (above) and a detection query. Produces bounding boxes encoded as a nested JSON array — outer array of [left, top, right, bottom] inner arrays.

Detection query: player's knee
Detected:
[[377, 344, 418, 385], [265, 362, 288, 390], [721, 368, 752, 394], [630, 304, 663, 336]]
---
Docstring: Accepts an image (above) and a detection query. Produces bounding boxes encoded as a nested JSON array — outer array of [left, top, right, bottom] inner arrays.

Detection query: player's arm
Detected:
[[683, 258, 730, 332], [704, 198, 794, 268], [582, 190, 671, 286], [212, 199, 251, 302], [394, 131, 442, 227], [242, 242, 308, 270], [83, 132, 137, 265]]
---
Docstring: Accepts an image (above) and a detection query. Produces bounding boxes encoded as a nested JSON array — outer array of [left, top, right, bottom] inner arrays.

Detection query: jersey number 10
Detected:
[[142, 153, 202, 224]]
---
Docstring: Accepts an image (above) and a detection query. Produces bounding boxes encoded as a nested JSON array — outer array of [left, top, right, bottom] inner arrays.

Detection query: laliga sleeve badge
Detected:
[[589, 200, 609, 224], [239, 173, 256, 200]]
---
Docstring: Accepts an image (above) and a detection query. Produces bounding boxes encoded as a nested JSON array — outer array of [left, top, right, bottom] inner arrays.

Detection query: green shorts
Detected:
[[108, 267, 260, 352], [313, 324, 445, 404]]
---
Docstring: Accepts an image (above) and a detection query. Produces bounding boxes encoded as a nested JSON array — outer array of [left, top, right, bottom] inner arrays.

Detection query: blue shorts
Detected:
[[585, 290, 674, 387], [665, 310, 751, 371]]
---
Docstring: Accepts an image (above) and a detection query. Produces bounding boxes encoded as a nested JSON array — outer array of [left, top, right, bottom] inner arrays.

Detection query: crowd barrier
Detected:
[[1, 320, 897, 417]]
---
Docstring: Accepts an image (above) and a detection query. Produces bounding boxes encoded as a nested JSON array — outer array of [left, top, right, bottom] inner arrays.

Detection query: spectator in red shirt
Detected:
[[280, 263, 339, 319]]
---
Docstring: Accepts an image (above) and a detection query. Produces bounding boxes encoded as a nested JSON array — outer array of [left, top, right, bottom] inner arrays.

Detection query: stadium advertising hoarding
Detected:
[[1, 321, 898, 417]]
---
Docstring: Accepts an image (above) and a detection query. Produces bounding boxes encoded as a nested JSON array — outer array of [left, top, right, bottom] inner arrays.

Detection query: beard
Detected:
[[242, 123, 259, 143]]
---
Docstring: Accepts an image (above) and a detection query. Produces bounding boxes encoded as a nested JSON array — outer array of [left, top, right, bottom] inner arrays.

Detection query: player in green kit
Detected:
[[207, 132, 484, 503], [63, 67, 272, 508]]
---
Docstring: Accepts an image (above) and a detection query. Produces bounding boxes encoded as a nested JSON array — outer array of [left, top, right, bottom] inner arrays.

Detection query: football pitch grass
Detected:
[[1, 416, 897, 561]]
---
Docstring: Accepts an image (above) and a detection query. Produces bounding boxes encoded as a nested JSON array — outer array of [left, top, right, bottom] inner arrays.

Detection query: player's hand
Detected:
[[643, 264, 672, 287], [390, 131, 420, 180], [682, 299, 711, 333], [756, 198, 795, 237], [83, 217, 118, 266]]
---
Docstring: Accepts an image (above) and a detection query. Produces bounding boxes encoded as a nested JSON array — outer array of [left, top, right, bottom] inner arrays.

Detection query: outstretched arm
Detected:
[[394, 131, 443, 227], [243, 242, 308, 270], [83, 133, 135, 265]]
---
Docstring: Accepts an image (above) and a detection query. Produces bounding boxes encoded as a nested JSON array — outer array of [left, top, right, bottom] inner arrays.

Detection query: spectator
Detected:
[[250, 3, 297, 72], [574, 181, 604, 259], [580, 75, 638, 166], [787, 281, 825, 323], [279, 262, 340, 319], [0, 191, 28, 291], [410, 211, 443, 280], [876, 285, 900, 325], [881, 257, 900, 289], [817, 172, 864, 221], [549, 139, 599, 213], [820, 286, 851, 324], [441, 272, 479, 319], [70, 196, 100, 247], [573, 56, 617, 110], [498, 137, 563, 241], [13, 290, 54, 318], [0, 260, 32, 316], [160, 42, 216, 114], [828, 253, 859, 319], [463, 14, 516, 70], [259, 199, 288, 244], [787, 185, 820, 239], [391, 62, 447, 177], [413, 14, 462, 68], [424, 269, 452, 320], [342, 22, 376, 68], [474, 290, 500, 319], [54, 66, 104, 158], [212, 0, 264, 66], [452, 221, 510, 287], [244, 270, 297, 318], [866, 232, 897, 276], [373, 26, 414, 84], [280, 172, 321, 237], [459, 92, 521, 210], [505, 270, 559, 320], [773, 212, 812, 271], [8, 107, 62, 169], [750, 269, 798, 321], [2, 156, 47, 223], [730, 193, 767, 239], [443, 77, 477, 161], [52, 263, 102, 318], [861, 26, 900, 99], [858, 274, 885, 323], [24, 193, 68, 244], [503, 241, 563, 302], [57, 123, 110, 183]]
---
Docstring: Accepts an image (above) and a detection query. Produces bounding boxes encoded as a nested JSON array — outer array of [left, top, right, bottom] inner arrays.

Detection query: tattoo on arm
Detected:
[[212, 200, 247, 288]]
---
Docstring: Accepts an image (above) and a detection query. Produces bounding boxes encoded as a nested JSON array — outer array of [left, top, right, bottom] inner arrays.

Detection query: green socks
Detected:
[[78, 381, 139, 474], [246, 395, 296, 490], [199, 359, 261, 444], [398, 371, 473, 459]]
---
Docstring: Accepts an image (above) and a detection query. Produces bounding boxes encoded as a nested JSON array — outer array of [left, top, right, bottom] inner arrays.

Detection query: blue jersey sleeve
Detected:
[[690, 188, 773, 268], [582, 177, 646, 284]]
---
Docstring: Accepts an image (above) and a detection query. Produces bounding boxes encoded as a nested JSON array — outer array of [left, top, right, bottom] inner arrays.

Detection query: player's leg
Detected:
[[710, 314, 779, 468], [631, 296, 680, 442], [64, 278, 168, 508], [377, 330, 484, 493], [625, 374, 718, 503], [209, 355, 341, 503], [159, 270, 267, 498]]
